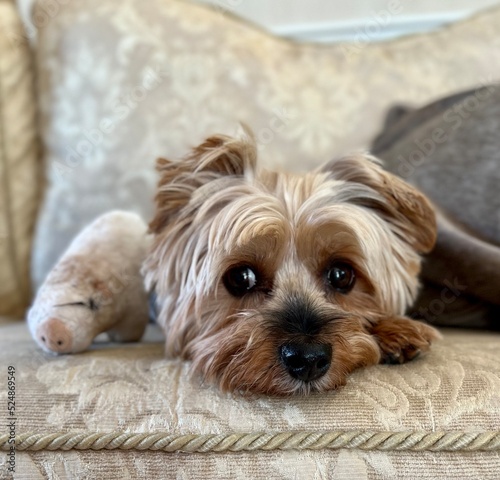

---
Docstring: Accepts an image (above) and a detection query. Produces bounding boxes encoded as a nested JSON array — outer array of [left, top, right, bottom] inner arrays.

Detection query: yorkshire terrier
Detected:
[[142, 132, 440, 395]]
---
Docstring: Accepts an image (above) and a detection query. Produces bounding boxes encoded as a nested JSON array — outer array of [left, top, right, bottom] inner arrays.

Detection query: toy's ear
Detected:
[[322, 154, 437, 254], [149, 132, 258, 234]]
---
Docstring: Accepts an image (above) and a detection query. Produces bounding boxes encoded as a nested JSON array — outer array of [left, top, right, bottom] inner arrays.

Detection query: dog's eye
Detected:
[[325, 262, 355, 293], [223, 266, 258, 297]]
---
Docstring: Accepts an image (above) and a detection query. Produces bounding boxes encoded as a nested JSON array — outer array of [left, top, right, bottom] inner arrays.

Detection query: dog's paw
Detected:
[[371, 316, 442, 365]]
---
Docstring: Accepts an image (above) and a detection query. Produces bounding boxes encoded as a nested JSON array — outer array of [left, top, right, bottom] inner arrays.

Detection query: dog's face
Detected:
[[144, 133, 437, 395]]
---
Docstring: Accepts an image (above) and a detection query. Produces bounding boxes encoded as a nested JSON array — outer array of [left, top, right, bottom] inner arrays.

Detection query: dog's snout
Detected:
[[280, 342, 332, 382]]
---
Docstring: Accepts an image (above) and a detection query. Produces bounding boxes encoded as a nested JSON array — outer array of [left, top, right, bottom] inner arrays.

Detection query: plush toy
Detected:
[[28, 211, 151, 354]]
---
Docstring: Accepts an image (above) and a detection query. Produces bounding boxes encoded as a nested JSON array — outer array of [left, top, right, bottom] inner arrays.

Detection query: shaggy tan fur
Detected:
[[144, 132, 440, 396]]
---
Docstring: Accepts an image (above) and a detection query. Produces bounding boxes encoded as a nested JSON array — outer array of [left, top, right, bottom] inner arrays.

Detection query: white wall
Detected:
[[196, 0, 500, 42]]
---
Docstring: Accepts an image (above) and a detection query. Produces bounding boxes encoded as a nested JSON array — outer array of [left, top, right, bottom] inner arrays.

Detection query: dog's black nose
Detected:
[[280, 342, 332, 382]]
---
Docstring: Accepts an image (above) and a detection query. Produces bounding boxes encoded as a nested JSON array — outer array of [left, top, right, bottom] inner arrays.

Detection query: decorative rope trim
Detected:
[[1, 430, 500, 453]]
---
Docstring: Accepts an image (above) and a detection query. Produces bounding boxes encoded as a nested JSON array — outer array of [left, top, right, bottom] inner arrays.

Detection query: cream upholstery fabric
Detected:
[[31, 0, 500, 286], [5, 1, 498, 477], [1, 321, 499, 478], [0, 0, 40, 317]]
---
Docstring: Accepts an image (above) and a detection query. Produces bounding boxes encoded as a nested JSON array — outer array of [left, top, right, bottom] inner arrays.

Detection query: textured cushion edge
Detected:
[[0, 2, 41, 317]]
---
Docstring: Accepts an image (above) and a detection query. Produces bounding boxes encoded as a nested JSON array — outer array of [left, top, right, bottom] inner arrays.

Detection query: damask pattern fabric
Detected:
[[11, 450, 500, 480], [12, 1, 500, 477], [0, 0, 40, 317], [31, 0, 500, 286], [1, 320, 499, 478]]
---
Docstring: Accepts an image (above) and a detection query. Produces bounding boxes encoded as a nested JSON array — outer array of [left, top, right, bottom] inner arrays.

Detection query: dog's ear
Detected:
[[150, 132, 257, 234], [322, 154, 437, 254]]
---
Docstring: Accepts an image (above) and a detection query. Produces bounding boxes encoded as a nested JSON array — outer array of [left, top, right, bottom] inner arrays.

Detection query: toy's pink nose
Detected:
[[36, 318, 73, 353]]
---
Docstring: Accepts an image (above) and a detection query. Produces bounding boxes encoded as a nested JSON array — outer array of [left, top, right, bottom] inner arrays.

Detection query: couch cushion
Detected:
[[31, 0, 500, 287], [1, 322, 499, 478], [0, 1, 40, 317]]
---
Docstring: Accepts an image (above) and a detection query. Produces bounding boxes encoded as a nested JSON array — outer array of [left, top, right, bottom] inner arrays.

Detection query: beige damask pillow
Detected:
[[0, 1, 40, 317], [31, 0, 500, 286]]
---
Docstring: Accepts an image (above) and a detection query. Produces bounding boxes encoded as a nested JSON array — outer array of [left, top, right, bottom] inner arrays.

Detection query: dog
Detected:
[[142, 131, 440, 395]]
